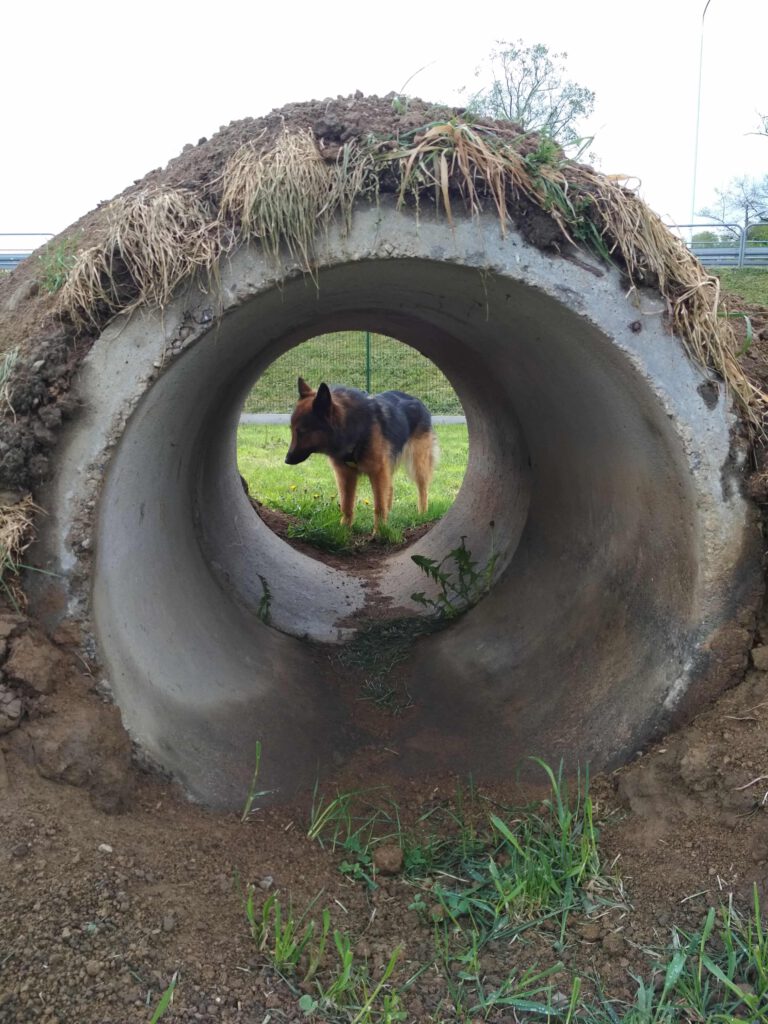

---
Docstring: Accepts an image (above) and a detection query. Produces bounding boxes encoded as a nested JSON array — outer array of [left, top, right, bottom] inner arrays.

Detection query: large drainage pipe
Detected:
[[36, 202, 761, 808]]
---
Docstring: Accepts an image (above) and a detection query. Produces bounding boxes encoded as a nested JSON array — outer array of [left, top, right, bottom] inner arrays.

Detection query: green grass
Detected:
[[148, 971, 178, 1022], [37, 236, 79, 294], [245, 761, 768, 1022], [243, 332, 464, 415], [237, 422, 468, 550], [251, 765, 626, 1021], [306, 765, 617, 937], [714, 267, 768, 306], [245, 888, 404, 1021]]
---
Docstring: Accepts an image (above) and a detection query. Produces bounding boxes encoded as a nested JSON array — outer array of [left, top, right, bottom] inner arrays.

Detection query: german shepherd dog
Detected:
[[285, 377, 437, 532]]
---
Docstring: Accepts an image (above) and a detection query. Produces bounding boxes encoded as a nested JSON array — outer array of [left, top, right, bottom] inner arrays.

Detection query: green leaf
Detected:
[[149, 972, 178, 1023], [660, 948, 687, 998], [298, 992, 318, 1014]]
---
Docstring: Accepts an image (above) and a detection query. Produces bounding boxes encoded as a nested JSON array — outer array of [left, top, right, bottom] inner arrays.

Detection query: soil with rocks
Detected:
[[4, 601, 768, 1023]]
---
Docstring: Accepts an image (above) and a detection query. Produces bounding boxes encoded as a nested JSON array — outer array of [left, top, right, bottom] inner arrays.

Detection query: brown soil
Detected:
[[4, 607, 768, 1023]]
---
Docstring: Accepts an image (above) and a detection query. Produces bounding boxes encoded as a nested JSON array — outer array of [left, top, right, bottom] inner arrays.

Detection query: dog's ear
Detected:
[[313, 382, 333, 419], [297, 376, 314, 398]]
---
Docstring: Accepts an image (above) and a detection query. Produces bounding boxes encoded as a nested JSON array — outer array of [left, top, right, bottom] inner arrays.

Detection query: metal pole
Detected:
[[690, 0, 713, 227], [738, 224, 747, 268]]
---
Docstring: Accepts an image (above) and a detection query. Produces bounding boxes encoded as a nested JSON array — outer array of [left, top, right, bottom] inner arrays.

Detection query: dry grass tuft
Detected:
[[59, 187, 221, 328], [220, 129, 335, 269], [379, 120, 532, 227], [367, 119, 764, 424], [566, 167, 764, 425], [48, 111, 766, 428], [0, 347, 20, 419], [0, 495, 41, 610]]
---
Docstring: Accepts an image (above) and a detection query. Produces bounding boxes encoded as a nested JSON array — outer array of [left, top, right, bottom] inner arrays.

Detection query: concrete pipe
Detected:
[[36, 201, 761, 808]]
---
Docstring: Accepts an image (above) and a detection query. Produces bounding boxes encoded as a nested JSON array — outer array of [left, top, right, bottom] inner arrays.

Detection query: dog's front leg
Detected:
[[332, 461, 358, 526]]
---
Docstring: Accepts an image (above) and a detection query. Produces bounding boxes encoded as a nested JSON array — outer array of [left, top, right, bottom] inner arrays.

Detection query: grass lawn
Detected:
[[237, 422, 468, 549], [714, 267, 768, 306]]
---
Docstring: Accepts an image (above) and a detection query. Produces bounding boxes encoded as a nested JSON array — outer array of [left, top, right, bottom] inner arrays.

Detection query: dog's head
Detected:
[[285, 377, 335, 465]]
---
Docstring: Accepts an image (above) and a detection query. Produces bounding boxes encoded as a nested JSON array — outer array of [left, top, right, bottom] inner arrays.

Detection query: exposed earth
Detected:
[[1, 95, 768, 1022], [4, 595, 768, 1023]]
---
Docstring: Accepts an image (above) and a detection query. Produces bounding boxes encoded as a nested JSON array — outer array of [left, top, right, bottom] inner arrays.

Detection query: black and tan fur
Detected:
[[285, 377, 436, 532]]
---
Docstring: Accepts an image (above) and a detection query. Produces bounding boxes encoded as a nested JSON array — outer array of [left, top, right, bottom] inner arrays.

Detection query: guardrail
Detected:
[[669, 222, 768, 268], [4, 230, 767, 274], [0, 253, 30, 271], [690, 245, 768, 268], [0, 233, 54, 272]]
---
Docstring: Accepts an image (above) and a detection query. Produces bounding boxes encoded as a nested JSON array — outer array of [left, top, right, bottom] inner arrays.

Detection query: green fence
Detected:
[[243, 332, 463, 415]]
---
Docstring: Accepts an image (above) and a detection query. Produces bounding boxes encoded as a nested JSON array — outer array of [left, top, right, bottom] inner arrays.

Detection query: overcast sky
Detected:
[[2, 0, 766, 248]]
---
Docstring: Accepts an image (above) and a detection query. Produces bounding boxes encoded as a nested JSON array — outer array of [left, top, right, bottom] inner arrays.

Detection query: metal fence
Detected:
[[244, 332, 463, 415], [669, 223, 768, 268]]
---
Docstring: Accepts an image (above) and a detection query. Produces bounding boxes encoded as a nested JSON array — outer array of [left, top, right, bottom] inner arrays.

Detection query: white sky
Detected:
[[2, 0, 766, 247]]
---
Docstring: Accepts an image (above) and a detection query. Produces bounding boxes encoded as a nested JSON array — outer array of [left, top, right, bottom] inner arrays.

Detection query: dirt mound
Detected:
[[1, 94, 768, 1019], [1, 92, 762, 497], [0, 94, 522, 496]]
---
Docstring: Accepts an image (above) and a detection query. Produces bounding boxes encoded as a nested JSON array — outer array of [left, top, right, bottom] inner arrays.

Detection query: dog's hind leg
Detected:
[[369, 463, 393, 533], [406, 430, 437, 515], [332, 461, 358, 526]]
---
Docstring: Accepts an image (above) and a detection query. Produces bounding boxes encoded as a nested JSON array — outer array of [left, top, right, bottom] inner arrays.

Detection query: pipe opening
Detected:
[[73, 213, 758, 807], [236, 330, 470, 565], [203, 309, 515, 643]]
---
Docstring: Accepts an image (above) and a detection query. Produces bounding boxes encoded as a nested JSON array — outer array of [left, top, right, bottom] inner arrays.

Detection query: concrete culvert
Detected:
[[10, 97, 764, 809]]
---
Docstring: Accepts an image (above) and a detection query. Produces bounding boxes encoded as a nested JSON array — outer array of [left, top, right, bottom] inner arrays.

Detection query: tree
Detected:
[[692, 230, 723, 246], [699, 175, 768, 236], [466, 40, 595, 148]]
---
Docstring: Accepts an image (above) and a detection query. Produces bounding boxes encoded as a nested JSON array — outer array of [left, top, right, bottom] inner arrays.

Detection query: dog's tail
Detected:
[[403, 429, 439, 486]]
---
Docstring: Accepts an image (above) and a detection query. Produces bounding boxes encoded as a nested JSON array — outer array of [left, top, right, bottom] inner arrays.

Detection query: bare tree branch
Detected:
[[698, 175, 768, 237]]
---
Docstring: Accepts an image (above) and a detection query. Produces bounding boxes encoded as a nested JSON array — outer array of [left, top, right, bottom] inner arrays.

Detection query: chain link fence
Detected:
[[244, 332, 463, 415]]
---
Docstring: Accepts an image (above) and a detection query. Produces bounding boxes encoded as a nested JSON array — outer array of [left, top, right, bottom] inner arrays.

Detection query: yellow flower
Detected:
[[290, 484, 297, 491], [363, 499, 370, 506]]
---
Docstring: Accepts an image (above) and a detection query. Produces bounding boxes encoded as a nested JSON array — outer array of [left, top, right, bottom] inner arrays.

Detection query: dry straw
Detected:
[[219, 127, 378, 268], [60, 187, 221, 328], [0, 494, 42, 610], [55, 115, 764, 426], [568, 166, 762, 419]]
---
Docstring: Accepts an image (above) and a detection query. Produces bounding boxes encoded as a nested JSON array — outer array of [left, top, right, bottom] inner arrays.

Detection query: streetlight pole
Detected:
[[690, 0, 713, 227]]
